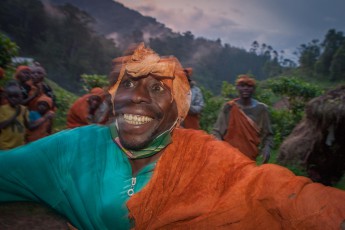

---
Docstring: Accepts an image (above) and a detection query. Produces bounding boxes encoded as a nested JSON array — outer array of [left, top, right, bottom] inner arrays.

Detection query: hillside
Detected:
[[49, 0, 176, 49], [0, 0, 292, 94]]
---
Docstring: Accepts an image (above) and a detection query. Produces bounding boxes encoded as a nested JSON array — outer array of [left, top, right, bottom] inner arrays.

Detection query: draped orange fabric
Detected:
[[127, 129, 345, 229], [183, 114, 201, 129], [66, 94, 91, 128], [26, 117, 52, 142], [223, 100, 260, 160]]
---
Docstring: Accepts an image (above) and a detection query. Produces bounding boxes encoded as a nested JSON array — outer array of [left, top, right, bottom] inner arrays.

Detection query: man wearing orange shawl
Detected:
[[66, 87, 105, 128], [0, 44, 345, 230], [181, 67, 205, 129], [211, 75, 273, 162]]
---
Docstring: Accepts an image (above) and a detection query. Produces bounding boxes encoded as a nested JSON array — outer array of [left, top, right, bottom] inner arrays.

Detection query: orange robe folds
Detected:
[[223, 100, 260, 160], [183, 114, 201, 129], [26, 117, 52, 142], [127, 129, 345, 229], [66, 94, 91, 129]]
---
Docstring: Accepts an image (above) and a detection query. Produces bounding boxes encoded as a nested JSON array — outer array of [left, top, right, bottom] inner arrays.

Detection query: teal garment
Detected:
[[0, 125, 155, 230]]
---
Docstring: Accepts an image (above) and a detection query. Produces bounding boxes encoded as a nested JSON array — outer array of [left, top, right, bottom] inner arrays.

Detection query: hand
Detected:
[[44, 111, 55, 120]]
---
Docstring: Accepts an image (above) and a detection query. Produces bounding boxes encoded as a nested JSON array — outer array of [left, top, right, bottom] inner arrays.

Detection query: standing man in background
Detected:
[[211, 74, 273, 163], [182, 67, 204, 129]]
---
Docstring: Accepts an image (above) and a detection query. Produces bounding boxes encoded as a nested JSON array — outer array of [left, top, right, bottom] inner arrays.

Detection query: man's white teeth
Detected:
[[123, 114, 153, 125]]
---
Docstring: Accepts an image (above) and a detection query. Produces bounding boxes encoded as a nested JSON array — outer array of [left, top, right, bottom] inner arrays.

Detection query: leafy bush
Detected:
[[0, 33, 19, 68], [80, 74, 109, 93], [200, 87, 224, 132]]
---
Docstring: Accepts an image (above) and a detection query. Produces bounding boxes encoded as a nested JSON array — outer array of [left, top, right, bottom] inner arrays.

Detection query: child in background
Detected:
[[26, 95, 55, 143], [0, 81, 31, 149]]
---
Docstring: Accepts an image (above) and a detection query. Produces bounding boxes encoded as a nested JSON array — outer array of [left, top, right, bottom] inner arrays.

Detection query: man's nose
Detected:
[[130, 85, 152, 104]]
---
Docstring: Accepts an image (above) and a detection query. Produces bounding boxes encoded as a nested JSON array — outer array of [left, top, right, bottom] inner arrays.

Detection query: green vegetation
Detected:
[[0, 33, 19, 68]]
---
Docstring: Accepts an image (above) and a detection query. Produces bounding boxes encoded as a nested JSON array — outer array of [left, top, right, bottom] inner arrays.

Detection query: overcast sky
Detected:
[[115, 0, 345, 60]]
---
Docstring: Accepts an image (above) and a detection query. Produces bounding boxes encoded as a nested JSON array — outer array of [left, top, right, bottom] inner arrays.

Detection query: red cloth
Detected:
[[26, 116, 52, 142], [223, 100, 260, 160], [183, 114, 201, 129], [127, 129, 345, 229], [66, 94, 91, 128]]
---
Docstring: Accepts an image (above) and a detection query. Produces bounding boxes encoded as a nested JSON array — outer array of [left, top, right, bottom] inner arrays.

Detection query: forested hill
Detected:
[[0, 0, 293, 94], [49, 0, 176, 49]]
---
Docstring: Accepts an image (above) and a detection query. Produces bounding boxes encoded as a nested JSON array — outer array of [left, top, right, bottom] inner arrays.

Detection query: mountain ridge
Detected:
[[48, 0, 177, 49]]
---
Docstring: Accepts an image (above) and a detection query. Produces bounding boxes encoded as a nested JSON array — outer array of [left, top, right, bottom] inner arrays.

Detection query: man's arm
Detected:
[[252, 164, 345, 228], [188, 86, 204, 115], [259, 105, 274, 163]]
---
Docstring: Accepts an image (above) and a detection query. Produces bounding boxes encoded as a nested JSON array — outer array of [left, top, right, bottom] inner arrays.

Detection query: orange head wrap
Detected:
[[14, 65, 30, 79], [37, 95, 53, 109], [235, 74, 256, 87], [108, 43, 191, 124], [90, 87, 105, 100]]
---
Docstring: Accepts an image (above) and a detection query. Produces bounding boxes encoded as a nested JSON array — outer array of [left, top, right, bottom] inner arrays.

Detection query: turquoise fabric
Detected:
[[0, 125, 155, 230]]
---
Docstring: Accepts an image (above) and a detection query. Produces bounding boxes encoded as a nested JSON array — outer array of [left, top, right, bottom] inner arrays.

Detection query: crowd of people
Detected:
[[0, 43, 345, 229], [0, 64, 57, 149], [0, 64, 113, 150]]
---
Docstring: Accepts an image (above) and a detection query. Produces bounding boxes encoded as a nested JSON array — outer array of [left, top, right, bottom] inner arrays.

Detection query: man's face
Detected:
[[31, 67, 45, 84], [88, 95, 102, 111], [37, 101, 50, 115], [6, 86, 23, 107], [113, 74, 178, 150], [17, 69, 31, 83], [236, 83, 255, 99]]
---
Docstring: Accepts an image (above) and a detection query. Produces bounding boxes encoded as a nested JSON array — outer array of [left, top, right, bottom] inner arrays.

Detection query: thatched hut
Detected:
[[277, 85, 345, 186]]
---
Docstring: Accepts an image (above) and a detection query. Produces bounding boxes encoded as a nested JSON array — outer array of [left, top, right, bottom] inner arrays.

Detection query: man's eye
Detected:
[[152, 84, 165, 92], [122, 80, 134, 88]]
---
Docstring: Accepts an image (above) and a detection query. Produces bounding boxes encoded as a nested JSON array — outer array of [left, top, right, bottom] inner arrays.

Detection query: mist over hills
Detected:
[[48, 0, 177, 50]]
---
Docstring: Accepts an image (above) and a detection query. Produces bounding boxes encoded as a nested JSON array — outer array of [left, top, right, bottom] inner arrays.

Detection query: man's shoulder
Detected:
[[254, 100, 269, 110], [58, 125, 109, 140]]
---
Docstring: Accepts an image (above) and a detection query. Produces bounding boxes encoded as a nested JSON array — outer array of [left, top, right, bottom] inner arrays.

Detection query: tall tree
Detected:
[[298, 39, 320, 72], [315, 29, 345, 75], [330, 42, 345, 81]]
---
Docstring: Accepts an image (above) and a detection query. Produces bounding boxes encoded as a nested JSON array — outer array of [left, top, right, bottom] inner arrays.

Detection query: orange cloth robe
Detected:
[[127, 129, 345, 229], [26, 117, 52, 142], [66, 94, 92, 128], [183, 114, 201, 129], [223, 100, 260, 160]]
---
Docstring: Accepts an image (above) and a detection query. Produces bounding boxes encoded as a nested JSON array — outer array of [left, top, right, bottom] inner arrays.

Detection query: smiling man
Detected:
[[1, 44, 345, 230], [212, 75, 273, 163]]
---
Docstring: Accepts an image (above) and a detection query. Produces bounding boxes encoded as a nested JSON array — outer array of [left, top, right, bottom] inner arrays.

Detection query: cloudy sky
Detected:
[[115, 0, 345, 60]]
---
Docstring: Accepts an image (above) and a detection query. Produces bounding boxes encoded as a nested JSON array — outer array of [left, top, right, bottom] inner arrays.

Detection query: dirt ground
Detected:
[[0, 202, 70, 230]]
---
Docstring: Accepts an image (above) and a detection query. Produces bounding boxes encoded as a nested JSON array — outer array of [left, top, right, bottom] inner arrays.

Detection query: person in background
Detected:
[[29, 63, 57, 111], [13, 65, 39, 107], [181, 67, 204, 129], [66, 87, 105, 128], [0, 44, 345, 229], [0, 81, 33, 149], [211, 74, 273, 163], [26, 95, 55, 143]]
